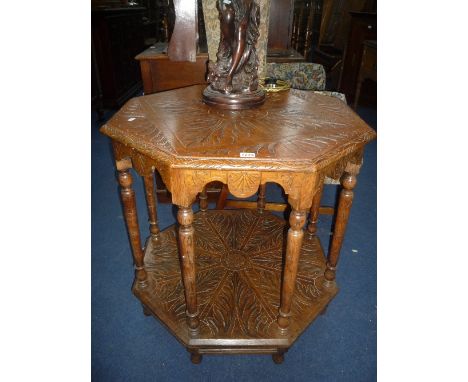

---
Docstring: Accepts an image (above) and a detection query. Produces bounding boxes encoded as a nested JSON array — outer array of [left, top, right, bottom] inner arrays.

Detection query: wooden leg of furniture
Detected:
[[118, 168, 148, 289], [142, 304, 151, 316], [142, 172, 160, 243], [177, 206, 200, 336], [272, 351, 285, 364], [190, 352, 203, 364], [307, 178, 324, 236], [216, 184, 229, 209], [324, 172, 357, 287], [277, 209, 307, 334], [199, 186, 208, 212], [353, 77, 363, 109], [257, 183, 266, 213]]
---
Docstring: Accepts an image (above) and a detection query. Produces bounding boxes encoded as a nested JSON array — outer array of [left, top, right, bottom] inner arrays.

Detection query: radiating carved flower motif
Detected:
[[144, 210, 326, 339]]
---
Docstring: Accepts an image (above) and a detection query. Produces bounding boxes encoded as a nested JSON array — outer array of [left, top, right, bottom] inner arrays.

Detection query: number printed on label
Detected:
[[240, 152, 256, 158]]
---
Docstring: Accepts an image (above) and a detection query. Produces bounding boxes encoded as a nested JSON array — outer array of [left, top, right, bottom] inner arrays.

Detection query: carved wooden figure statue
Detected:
[[203, 0, 265, 109]]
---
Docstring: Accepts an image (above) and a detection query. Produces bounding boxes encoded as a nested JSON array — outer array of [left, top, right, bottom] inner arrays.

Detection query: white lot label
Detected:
[[240, 152, 256, 158]]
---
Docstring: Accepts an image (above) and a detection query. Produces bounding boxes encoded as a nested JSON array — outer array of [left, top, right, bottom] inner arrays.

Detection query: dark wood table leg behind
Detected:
[[142, 172, 160, 243], [307, 176, 325, 236], [257, 183, 266, 213], [199, 187, 208, 212], [325, 171, 358, 287]]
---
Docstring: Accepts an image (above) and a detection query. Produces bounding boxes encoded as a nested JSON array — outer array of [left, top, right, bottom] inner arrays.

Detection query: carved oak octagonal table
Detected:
[[100, 85, 376, 364]]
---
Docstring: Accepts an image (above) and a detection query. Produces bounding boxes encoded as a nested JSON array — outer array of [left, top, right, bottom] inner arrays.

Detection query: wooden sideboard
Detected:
[[100, 85, 376, 364]]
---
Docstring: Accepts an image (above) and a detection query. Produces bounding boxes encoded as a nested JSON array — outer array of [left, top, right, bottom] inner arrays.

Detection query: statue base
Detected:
[[202, 86, 266, 110]]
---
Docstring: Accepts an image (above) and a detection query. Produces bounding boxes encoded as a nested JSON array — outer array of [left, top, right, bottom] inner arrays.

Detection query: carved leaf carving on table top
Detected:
[[104, 98, 178, 156], [101, 87, 376, 167], [167, 103, 351, 158], [143, 210, 327, 339]]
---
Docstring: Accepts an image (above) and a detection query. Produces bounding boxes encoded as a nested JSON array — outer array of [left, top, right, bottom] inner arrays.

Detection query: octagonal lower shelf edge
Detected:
[[132, 209, 338, 355]]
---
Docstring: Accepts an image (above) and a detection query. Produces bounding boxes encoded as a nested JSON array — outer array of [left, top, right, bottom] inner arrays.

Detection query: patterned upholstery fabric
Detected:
[[313, 91, 347, 104], [202, 0, 271, 79], [201, 0, 222, 62], [290, 88, 347, 105], [266, 62, 326, 91]]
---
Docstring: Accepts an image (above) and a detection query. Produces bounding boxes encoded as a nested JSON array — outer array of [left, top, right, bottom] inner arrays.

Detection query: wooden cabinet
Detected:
[[136, 45, 208, 94], [267, 0, 306, 63], [339, 11, 376, 103], [92, 6, 147, 108], [353, 40, 376, 108], [267, 0, 295, 53]]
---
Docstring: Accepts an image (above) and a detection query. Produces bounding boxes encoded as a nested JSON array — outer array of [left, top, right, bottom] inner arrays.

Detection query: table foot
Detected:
[[190, 353, 203, 364], [142, 305, 151, 316], [320, 304, 328, 316], [272, 352, 285, 364]]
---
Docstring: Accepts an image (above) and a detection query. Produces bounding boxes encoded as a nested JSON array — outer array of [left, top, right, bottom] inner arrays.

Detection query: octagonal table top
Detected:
[[101, 85, 376, 172]]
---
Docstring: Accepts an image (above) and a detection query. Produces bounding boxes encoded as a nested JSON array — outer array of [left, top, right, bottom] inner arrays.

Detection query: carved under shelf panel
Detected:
[[134, 209, 337, 352]]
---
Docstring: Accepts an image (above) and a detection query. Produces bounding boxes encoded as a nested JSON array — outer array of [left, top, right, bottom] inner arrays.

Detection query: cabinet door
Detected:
[[268, 0, 295, 51], [339, 12, 376, 100]]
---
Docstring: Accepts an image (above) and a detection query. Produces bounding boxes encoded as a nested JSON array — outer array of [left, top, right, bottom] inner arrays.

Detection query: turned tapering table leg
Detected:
[[118, 169, 148, 289], [199, 186, 208, 212], [353, 76, 363, 110], [307, 177, 324, 236], [277, 209, 307, 334], [177, 206, 199, 336], [324, 172, 357, 287], [257, 184, 266, 213], [142, 172, 160, 242], [216, 184, 229, 209]]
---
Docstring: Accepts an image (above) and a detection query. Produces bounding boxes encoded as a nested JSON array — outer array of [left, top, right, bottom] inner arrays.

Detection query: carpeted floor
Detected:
[[91, 101, 377, 382]]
